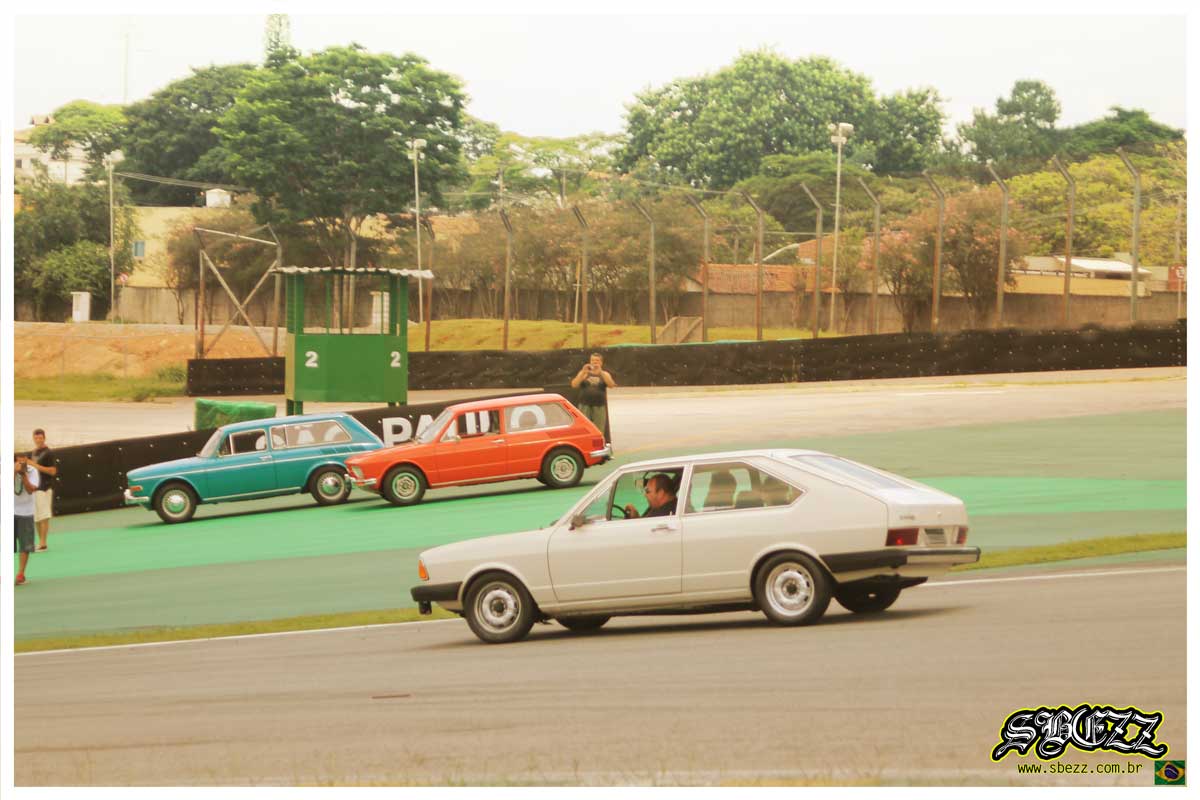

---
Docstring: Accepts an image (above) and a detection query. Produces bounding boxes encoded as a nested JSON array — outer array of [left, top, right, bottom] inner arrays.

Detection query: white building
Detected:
[[14, 116, 93, 185]]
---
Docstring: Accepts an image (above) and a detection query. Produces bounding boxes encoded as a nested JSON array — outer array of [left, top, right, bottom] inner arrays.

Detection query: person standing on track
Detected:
[[29, 428, 57, 551], [14, 452, 39, 585], [570, 353, 616, 444]]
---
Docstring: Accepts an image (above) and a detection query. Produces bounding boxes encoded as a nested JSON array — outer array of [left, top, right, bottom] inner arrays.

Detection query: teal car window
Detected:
[[225, 429, 267, 455]]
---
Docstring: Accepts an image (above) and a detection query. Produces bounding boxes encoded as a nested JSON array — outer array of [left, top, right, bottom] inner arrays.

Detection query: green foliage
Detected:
[[14, 173, 137, 317], [458, 130, 617, 211], [215, 44, 467, 265], [616, 50, 879, 188], [861, 88, 947, 175], [1008, 148, 1186, 264], [120, 63, 260, 205], [1060, 107, 1183, 161], [957, 80, 1062, 174], [30, 241, 112, 318], [28, 100, 126, 173]]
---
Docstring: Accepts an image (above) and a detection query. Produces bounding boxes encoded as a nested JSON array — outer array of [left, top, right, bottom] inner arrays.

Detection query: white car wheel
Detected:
[[464, 573, 536, 644], [756, 553, 831, 626]]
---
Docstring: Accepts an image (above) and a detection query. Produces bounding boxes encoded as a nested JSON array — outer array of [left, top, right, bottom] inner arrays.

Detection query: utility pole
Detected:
[[500, 209, 513, 350], [410, 138, 427, 324], [685, 195, 711, 342], [741, 191, 766, 341], [923, 171, 946, 333], [828, 122, 853, 332], [108, 159, 116, 319], [1051, 156, 1076, 327], [800, 183, 824, 338], [631, 200, 657, 344], [857, 178, 881, 334], [1116, 148, 1141, 323], [987, 164, 1010, 329], [572, 206, 589, 349]]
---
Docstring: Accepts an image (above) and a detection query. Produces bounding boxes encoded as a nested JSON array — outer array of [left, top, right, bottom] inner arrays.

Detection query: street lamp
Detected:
[[409, 137, 427, 323], [828, 122, 853, 332]]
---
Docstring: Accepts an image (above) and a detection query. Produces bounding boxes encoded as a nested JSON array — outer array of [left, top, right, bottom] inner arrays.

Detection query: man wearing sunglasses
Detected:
[[623, 473, 678, 519]]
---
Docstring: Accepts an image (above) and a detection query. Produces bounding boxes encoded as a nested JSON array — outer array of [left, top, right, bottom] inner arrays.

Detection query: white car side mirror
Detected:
[[569, 513, 588, 530]]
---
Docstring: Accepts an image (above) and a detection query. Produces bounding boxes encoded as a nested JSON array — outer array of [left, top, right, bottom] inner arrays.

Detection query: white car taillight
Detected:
[[956, 526, 969, 545], [886, 528, 919, 546]]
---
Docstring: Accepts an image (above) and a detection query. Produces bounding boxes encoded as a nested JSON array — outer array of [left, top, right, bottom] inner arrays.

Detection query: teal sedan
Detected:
[[125, 413, 383, 523]]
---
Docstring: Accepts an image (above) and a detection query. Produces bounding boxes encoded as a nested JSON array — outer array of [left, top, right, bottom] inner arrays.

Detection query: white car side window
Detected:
[[686, 462, 802, 514]]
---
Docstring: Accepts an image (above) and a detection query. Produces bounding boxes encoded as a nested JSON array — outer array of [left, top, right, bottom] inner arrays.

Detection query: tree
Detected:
[[215, 44, 466, 268], [877, 229, 932, 333], [460, 131, 617, 211], [957, 80, 1061, 173], [28, 100, 125, 176], [938, 188, 1023, 327], [616, 50, 877, 188], [14, 170, 138, 318], [30, 242, 112, 319], [1061, 107, 1184, 160], [863, 88, 946, 174], [120, 64, 261, 205]]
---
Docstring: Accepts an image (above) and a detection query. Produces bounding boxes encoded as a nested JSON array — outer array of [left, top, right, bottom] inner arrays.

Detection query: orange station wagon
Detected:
[[345, 393, 612, 506]]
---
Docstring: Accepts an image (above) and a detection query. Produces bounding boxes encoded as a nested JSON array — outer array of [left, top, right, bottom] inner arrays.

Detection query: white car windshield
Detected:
[[199, 429, 223, 458], [416, 409, 453, 444]]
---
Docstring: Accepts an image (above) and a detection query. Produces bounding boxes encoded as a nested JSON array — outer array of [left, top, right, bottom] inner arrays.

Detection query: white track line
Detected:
[[16, 564, 1185, 657]]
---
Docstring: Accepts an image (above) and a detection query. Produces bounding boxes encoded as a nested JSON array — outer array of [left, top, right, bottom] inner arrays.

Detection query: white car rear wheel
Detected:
[[756, 553, 831, 626]]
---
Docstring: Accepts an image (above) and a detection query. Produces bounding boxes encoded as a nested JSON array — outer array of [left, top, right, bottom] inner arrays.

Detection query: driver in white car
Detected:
[[624, 474, 678, 519]]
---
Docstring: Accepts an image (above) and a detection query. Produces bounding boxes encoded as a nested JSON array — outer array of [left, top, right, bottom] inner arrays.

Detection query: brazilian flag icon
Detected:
[[1154, 760, 1185, 785]]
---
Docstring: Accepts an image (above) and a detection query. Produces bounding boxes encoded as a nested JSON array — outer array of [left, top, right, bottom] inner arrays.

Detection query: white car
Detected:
[[411, 449, 980, 644]]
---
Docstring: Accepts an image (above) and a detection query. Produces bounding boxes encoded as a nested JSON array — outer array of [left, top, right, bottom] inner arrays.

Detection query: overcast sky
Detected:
[[12, 13, 1189, 139]]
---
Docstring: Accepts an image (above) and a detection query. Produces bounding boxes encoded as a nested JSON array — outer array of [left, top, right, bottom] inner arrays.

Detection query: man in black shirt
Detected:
[[570, 353, 616, 443], [29, 428, 57, 551], [624, 474, 678, 519]]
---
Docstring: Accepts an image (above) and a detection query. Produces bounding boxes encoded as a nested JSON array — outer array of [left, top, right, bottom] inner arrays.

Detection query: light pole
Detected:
[[828, 122, 853, 332], [409, 137, 427, 323]]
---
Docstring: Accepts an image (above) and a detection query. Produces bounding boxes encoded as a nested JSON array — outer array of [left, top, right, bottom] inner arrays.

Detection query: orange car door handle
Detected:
[[493, 439, 505, 444]]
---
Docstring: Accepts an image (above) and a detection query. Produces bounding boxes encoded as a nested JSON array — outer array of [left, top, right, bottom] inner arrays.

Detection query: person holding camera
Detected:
[[14, 453, 39, 585], [570, 353, 616, 443]]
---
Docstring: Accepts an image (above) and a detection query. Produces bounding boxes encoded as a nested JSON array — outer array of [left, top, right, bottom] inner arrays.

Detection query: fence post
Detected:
[[630, 200, 657, 344], [1116, 148, 1141, 323], [500, 208, 513, 350], [741, 191, 766, 341], [572, 206, 590, 350], [922, 171, 946, 333], [857, 178, 882, 335], [986, 164, 1010, 329], [1051, 156, 1076, 327], [800, 183, 824, 338], [685, 195, 710, 342]]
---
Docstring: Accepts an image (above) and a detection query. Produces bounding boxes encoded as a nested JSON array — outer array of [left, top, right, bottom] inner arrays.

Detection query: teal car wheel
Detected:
[[382, 465, 426, 506], [154, 482, 198, 524], [310, 466, 351, 506]]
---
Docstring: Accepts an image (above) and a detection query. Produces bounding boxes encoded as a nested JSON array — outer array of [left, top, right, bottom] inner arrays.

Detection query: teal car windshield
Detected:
[[199, 429, 222, 458]]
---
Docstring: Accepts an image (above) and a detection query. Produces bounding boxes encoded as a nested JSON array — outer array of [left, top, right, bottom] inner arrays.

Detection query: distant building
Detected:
[[14, 116, 93, 185]]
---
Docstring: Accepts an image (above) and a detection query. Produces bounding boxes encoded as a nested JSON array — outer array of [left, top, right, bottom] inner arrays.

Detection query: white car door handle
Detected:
[[650, 524, 676, 533]]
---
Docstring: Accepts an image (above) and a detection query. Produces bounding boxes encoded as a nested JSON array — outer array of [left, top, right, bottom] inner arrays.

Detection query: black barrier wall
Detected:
[[51, 391, 546, 515], [188, 321, 1186, 393]]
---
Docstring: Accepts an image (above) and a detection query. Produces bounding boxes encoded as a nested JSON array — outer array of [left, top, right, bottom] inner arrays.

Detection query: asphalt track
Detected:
[[14, 563, 1187, 786], [12, 368, 1186, 640]]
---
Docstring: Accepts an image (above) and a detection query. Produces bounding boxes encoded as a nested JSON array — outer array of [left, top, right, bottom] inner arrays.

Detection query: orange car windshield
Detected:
[[416, 409, 454, 444]]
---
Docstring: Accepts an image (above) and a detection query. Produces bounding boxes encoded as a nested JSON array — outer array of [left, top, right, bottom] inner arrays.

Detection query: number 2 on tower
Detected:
[[305, 351, 319, 368], [390, 351, 402, 368]]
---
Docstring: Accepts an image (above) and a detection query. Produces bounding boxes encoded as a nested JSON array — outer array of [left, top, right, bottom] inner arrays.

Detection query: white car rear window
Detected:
[[790, 455, 910, 490]]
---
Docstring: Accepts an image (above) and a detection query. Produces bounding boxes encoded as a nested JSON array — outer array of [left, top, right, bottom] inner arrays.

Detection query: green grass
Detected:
[[16, 532, 1184, 653], [14, 605, 457, 654], [15, 366, 187, 402], [953, 532, 1185, 571]]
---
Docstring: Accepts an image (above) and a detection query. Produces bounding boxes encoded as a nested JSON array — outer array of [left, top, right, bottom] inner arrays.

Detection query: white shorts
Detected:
[[34, 490, 53, 522]]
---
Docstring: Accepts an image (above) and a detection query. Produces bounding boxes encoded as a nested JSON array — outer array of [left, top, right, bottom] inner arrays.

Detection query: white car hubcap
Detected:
[[767, 563, 814, 616], [477, 584, 519, 631]]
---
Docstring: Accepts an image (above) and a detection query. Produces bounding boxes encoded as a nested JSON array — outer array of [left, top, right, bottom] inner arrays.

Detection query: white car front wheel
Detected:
[[464, 572, 536, 644], [756, 553, 831, 626]]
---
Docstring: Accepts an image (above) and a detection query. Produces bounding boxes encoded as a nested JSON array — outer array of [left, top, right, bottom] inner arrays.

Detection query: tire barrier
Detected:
[[191, 321, 1184, 393], [48, 391, 544, 516]]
